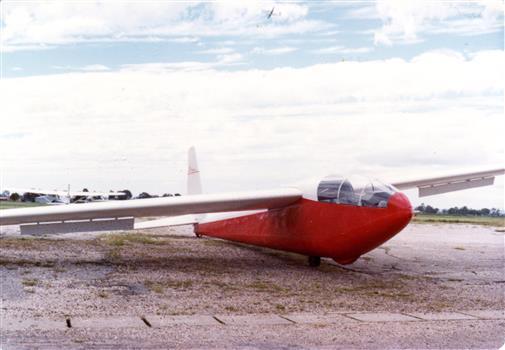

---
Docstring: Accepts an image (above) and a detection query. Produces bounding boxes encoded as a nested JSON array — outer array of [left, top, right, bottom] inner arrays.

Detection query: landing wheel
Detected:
[[195, 232, 202, 238], [308, 256, 321, 267]]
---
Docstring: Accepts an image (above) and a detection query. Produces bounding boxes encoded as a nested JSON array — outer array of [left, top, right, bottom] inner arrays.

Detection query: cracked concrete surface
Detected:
[[1, 223, 504, 349]]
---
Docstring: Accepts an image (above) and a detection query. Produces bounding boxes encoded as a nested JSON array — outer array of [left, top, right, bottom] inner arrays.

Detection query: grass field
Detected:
[[413, 214, 505, 227], [0, 201, 46, 210]]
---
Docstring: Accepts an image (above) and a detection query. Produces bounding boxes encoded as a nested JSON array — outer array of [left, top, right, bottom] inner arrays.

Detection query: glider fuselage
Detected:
[[196, 192, 412, 264]]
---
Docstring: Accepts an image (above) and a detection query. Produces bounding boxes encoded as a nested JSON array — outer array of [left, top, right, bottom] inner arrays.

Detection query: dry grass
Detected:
[[97, 291, 109, 298], [275, 304, 286, 312], [413, 214, 504, 227], [246, 280, 290, 294], [21, 278, 38, 287], [145, 281, 165, 294], [0, 201, 46, 210], [144, 279, 194, 294], [104, 247, 122, 264], [100, 233, 162, 246]]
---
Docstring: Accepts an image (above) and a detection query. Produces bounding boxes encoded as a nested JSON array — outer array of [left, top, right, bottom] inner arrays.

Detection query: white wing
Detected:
[[391, 168, 504, 197], [0, 188, 302, 225]]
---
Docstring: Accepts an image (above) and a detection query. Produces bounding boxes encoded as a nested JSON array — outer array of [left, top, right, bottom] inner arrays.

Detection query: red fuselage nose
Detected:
[[197, 192, 413, 264], [387, 192, 414, 225]]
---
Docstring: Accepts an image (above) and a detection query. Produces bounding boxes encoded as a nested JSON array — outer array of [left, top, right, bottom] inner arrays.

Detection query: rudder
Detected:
[[187, 146, 202, 195]]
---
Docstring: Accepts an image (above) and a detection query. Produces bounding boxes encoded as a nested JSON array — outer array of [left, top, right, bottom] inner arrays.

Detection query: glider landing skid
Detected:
[[308, 256, 321, 267], [194, 223, 202, 238]]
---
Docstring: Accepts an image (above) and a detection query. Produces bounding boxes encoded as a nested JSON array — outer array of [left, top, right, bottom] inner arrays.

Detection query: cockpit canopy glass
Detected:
[[317, 175, 396, 208]]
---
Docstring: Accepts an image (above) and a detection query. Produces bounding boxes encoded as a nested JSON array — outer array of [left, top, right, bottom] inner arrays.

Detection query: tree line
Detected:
[[5, 189, 182, 202], [415, 204, 503, 217]]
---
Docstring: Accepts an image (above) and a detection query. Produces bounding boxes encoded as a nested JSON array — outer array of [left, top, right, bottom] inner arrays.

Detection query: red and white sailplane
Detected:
[[1, 147, 503, 266]]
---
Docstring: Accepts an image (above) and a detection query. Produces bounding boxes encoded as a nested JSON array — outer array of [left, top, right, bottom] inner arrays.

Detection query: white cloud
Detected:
[[1, 2, 324, 51], [170, 37, 200, 43], [0, 50, 503, 208], [51, 64, 110, 72], [344, 4, 378, 19], [197, 48, 235, 55], [313, 46, 373, 55], [216, 53, 244, 64], [251, 46, 298, 55], [373, 0, 504, 46], [120, 53, 244, 72], [1, 43, 55, 53], [79, 64, 110, 72]]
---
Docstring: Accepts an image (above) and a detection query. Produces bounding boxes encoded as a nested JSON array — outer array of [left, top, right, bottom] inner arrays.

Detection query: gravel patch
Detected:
[[1, 223, 504, 348]]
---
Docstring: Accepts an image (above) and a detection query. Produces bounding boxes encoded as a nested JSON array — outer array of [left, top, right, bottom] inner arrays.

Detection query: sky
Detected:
[[0, 0, 504, 209]]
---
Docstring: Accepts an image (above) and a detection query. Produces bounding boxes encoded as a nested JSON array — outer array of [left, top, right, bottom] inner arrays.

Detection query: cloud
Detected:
[[1, 2, 326, 51], [0, 50, 503, 208], [251, 46, 298, 55], [120, 53, 244, 72], [51, 64, 111, 72], [197, 48, 235, 55], [313, 46, 373, 55], [1, 43, 55, 53], [372, 0, 504, 46], [216, 53, 244, 64], [79, 64, 110, 72], [170, 37, 200, 43]]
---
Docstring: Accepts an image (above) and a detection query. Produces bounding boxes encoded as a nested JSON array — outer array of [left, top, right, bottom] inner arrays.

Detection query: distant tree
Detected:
[[447, 207, 458, 215], [479, 208, 490, 216], [162, 193, 173, 197], [424, 205, 439, 214], [82, 188, 89, 192], [174, 193, 181, 196], [468, 208, 479, 216], [113, 189, 132, 200], [460, 206, 469, 215], [440, 206, 498, 216], [138, 192, 152, 199], [9, 192, 20, 201], [120, 189, 132, 200], [415, 204, 426, 212]]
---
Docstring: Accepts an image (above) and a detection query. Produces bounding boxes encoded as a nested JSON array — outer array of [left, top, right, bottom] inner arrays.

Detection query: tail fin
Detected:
[[187, 146, 202, 195]]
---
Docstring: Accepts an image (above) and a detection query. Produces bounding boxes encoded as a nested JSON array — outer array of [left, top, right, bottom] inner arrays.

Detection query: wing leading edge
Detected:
[[391, 168, 504, 197], [0, 188, 302, 226]]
